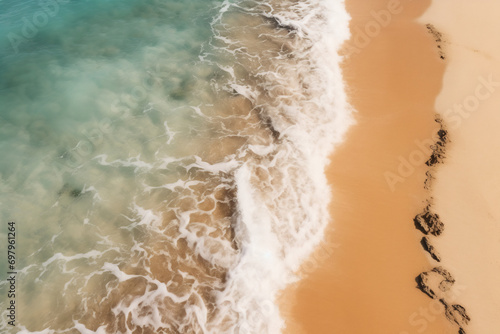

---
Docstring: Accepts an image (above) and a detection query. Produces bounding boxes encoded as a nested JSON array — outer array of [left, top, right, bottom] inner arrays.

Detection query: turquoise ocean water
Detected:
[[0, 0, 351, 333]]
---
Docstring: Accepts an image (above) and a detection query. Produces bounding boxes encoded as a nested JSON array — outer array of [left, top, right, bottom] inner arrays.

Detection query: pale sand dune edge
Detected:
[[419, 1, 500, 333]]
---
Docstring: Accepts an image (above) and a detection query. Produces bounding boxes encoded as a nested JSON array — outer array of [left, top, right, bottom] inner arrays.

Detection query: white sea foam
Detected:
[[198, 0, 353, 332]]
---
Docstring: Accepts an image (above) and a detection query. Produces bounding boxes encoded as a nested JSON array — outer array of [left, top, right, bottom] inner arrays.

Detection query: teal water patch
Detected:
[[0, 0, 231, 331]]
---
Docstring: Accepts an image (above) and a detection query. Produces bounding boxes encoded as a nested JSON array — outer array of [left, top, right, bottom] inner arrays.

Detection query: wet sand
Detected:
[[283, 0, 457, 333], [420, 1, 500, 333]]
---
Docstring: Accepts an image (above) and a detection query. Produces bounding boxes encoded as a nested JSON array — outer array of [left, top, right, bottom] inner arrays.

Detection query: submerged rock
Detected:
[[432, 266, 455, 283], [414, 206, 445, 236], [454, 304, 470, 322], [416, 272, 437, 299], [426, 141, 446, 166], [442, 300, 470, 328], [416, 266, 455, 299], [438, 129, 448, 142], [433, 266, 455, 292], [266, 15, 298, 32], [421, 236, 441, 262], [426, 116, 448, 166], [424, 170, 435, 189], [425, 23, 446, 60], [58, 183, 83, 199]]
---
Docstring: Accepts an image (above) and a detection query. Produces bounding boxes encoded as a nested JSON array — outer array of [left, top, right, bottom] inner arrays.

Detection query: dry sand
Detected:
[[282, 0, 460, 333], [420, 1, 500, 333]]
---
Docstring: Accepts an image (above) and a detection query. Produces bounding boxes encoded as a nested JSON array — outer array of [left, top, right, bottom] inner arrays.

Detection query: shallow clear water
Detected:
[[0, 0, 351, 333]]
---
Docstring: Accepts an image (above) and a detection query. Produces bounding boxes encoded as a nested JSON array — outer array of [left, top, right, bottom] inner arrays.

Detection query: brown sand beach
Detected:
[[281, 0, 476, 333]]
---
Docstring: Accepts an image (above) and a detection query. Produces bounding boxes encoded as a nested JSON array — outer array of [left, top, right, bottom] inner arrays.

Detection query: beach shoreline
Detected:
[[282, 0, 460, 333]]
